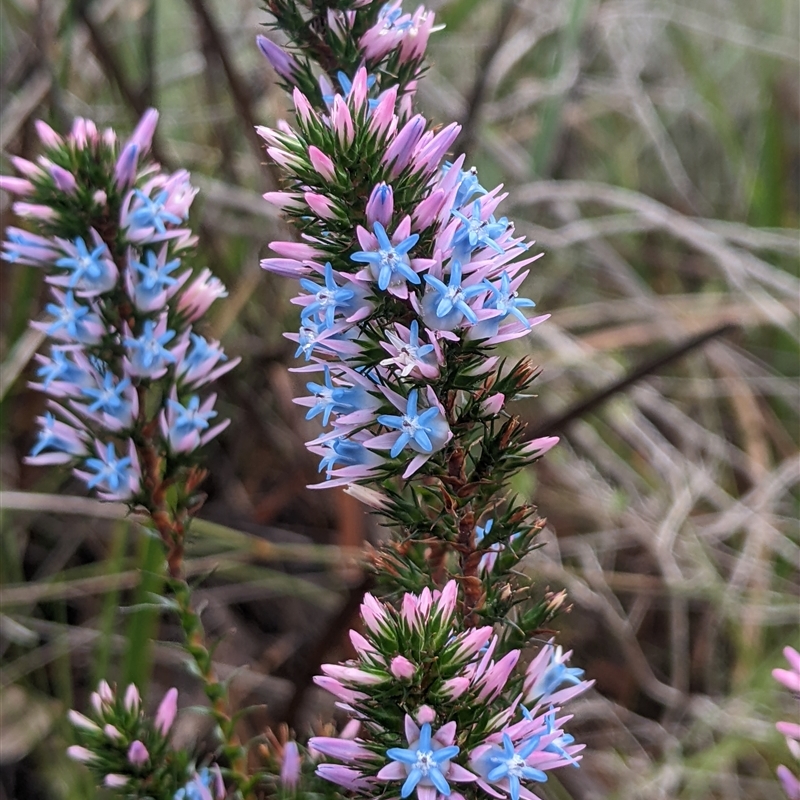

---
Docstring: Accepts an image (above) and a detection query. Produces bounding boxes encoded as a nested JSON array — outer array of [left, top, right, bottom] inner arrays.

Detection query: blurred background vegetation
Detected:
[[0, 0, 798, 798]]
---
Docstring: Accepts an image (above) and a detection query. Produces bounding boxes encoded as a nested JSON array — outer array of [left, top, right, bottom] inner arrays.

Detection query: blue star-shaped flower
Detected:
[[485, 733, 548, 800], [318, 437, 371, 476], [299, 262, 355, 328], [55, 237, 114, 292], [451, 200, 508, 260], [131, 250, 181, 293], [442, 163, 487, 208], [351, 222, 420, 291], [128, 189, 183, 234], [423, 261, 484, 325], [82, 372, 131, 416], [386, 722, 460, 799], [36, 349, 85, 390], [537, 653, 586, 699], [306, 367, 366, 426], [3, 230, 51, 263], [483, 272, 536, 327], [29, 412, 81, 458], [540, 708, 578, 765], [124, 320, 176, 375], [45, 291, 96, 341], [185, 334, 226, 370], [84, 443, 133, 491], [377, 389, 445, 458], [168, 395, 216, 436]]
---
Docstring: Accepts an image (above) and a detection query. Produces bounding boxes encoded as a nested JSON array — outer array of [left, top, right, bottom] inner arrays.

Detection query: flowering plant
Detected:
[[1, 1, 593, 798]]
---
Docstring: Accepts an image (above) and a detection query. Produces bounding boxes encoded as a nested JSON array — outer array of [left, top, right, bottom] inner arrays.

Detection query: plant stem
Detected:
[[170, 575, 252, 796]]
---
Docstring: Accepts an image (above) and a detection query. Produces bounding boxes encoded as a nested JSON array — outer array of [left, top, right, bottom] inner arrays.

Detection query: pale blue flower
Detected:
[[174, 767, 219, 800], [82, 372, 133, 420], [55, 237, 116, 293], [29, 412, 84, 458], [451, 200, 508, 260], [127, 189, 183, 234], [45, 291, 102, 343], [299, 262, 355, 328], [36, 349, 87, 391], [305, 367, 369, 426], [318, 437, 376, 475], [351, 222, 420, 291], [83, 442, 133, 492], [130, 249, 181, 305], [483, 272, 536, 327], [386, 722, 460, 798], [377, 389, 447, 458], [442, 163, 486, 208], [124, 319, 176, 378], [423, 261, 484, 327], [485, 734, 548, 800], [167, 395, 216, 437]]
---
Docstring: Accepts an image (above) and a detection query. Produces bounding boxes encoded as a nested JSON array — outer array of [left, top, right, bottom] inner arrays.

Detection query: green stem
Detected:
[[169, 576, 253, 796]]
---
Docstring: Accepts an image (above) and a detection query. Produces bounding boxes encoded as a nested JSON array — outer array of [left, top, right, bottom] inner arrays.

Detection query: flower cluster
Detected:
[[774, 646, 800, 799], [258, 1, 561, 639], [1, 112, 237, 509], [258, 0, 436, 119], [309, 582, 592, 800], [67, 680, 225, 799]]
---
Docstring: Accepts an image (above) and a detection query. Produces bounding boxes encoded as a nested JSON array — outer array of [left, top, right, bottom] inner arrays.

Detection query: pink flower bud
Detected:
[[266, 146, 303, 170], [12, 202, 55, 220], [304, 192, 337, 220], [68, 710, 99, 731], [416, 705, 436, 725], [340, 719, 361, 739], [390, 655, 416, 680], [383, 114, 426, 175], [292, 88, 317, 126], [480, 393, 505, 416], [281, 741, 301, 788], [331, 96, 354, 146], [114, 143, 139, 189], [262, 191, 304, 211], [93, 190, 107, 206], [269, 240, 322, 260], [104, 724, 122, 740], [154, 687, 178, 735], [129, 108, 159, 155], [256, 35, 298, 81], [104, 774, 129, 788], [97, 680, 114, 702], [127, 740, 149, 766], [521, 435, 559, 459], [35, 120, 62, 148], [441, 677, 470, 700], [366, 182, 394, 228], [67, 745, 95, 763], [124, 684, 140, 712], [49, 164, 77, 194], [178, 269, 227, 321], [308, 146, 336, 181], [307, 737, 373, 762], [0, 176, 34, 195], [369, 86, 399, 139], [349, 67, 370, 111], [11, 156, 44, 180]]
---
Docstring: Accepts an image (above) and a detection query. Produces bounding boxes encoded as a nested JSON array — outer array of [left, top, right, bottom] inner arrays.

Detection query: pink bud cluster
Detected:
[[66, 681, 188, 791], [309, 582, 592, 800]]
